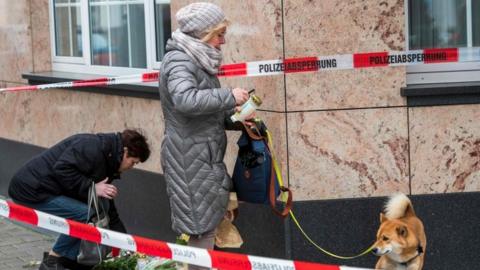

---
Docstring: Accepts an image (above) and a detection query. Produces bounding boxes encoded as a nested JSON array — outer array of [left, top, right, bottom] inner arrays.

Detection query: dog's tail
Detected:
[[384, 193, 415, 219]]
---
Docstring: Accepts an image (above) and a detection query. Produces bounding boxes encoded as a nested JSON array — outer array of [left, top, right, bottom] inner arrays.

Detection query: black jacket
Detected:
[[8, 132, 126, 232]]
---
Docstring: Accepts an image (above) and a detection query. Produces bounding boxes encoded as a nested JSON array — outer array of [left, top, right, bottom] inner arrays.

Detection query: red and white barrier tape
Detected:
[[0, 199, 370, 270], [1, 47, 478, 93], [0, 72, 160, 93]]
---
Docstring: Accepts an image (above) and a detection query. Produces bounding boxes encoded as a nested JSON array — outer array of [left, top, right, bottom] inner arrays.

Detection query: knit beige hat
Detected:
[[176, 2, 226, 38]]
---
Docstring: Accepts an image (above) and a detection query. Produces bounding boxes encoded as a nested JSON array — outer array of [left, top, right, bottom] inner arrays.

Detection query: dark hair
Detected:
[[121, 129, 150, 162]]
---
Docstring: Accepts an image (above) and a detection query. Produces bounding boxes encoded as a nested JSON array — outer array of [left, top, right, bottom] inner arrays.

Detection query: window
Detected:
[[155, 0, 171, 62], [53, 0, 82, 58], [409, 0, 468, 49], [89, 0, 147, 68], [49, 0, 171, 75], [474, 0, 480, 45], [407, 0, 480, 84]]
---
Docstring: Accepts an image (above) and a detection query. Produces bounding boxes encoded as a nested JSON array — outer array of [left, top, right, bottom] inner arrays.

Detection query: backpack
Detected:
[[232, 121, 292, 217]]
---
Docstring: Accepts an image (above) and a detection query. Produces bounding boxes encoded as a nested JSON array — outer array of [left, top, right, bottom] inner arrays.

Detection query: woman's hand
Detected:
[[236, 106, 256, 121], [95, 178, 118, 199], [239, 108, 257, 127], [232, 88, 249, 105]]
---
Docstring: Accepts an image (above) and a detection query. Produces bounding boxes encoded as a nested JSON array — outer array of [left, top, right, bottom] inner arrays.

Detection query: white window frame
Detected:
[[151, 0, 171, 69], [405, 0, 480, 84], [49, 0, 85, 64], [49, 0, 168, 76]]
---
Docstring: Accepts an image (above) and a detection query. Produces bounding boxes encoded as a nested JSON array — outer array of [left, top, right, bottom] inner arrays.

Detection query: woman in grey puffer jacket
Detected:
[[158, 2, 250, 258]]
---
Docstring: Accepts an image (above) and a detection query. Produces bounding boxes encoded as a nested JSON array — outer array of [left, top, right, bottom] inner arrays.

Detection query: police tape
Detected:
[[1, 47, 478, 93], [0, 199, 371, 270], [0, 72, 160, 93]]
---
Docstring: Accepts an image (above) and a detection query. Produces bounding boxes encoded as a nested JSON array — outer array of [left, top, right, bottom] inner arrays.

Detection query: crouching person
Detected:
[[8, 129, 150, 270]]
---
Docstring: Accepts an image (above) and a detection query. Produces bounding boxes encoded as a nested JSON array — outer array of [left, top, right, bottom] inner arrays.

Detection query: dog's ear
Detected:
[[396, 225, 408, 238], [380, 213, 387, 223], [404, 203, 416, 217]]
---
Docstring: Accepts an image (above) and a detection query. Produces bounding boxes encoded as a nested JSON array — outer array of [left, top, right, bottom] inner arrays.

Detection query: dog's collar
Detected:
[[400, 245, 423, 266]]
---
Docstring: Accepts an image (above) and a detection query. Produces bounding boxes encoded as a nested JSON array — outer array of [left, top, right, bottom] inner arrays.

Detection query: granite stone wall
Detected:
[[0, 0, 478, 200]]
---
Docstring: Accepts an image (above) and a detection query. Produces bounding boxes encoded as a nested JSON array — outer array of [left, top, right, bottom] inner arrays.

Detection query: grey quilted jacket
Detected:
[[159, 40, 237, 235]]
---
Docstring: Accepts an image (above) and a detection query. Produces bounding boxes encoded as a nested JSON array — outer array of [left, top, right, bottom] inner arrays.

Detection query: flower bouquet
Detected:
[[92, 251, 177, 270], [92, 234, 190, 270]]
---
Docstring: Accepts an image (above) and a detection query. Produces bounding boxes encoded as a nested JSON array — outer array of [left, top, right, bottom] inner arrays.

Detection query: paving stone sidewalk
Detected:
[[0, 216, 56, 270]]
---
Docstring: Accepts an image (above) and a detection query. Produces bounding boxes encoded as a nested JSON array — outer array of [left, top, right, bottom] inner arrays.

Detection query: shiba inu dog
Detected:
[[372, 193, 426, 270]]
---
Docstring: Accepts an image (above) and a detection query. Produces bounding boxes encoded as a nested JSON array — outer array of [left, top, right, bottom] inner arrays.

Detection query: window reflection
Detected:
[[54, 0, 82, 57], [155, 0, 171, 61], [89, 0, 146, 68], [409, 0, 467, 49], [474, 0, 480, 46]]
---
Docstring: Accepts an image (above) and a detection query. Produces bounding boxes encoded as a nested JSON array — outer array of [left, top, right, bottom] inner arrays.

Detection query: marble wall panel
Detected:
[[219, 75, 285, 112], [0, 89, 164, 173], [410, 105, 480, 194], [172, 0, 285, 111], [171, 0, 283, 60], [288, 108, 409, 200], [0, 1, 33, 84], [285, 68, 405, 111], [283, 0, 406, 110], [261, 112, 288, 184], [31, 0, 52, 72]]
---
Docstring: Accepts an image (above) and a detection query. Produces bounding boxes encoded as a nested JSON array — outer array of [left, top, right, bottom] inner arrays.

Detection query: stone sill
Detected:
[[401, 81, 480, 107], [22, 71, 159, 100]]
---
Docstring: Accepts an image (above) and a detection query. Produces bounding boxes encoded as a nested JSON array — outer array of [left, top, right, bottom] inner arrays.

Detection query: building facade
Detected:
[[0, 0, 479, 269]]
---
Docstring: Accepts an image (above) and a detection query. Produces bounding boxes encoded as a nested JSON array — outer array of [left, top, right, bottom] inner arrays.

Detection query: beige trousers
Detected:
[[187, 229, 216, 270]]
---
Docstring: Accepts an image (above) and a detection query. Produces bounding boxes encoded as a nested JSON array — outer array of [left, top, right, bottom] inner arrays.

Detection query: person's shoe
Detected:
[[58, 256, 93, 270], [38, 252, 65, 270]]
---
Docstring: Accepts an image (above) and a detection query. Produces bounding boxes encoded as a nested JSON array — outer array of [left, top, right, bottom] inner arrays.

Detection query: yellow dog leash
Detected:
[[265, 129, 375, 259]]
